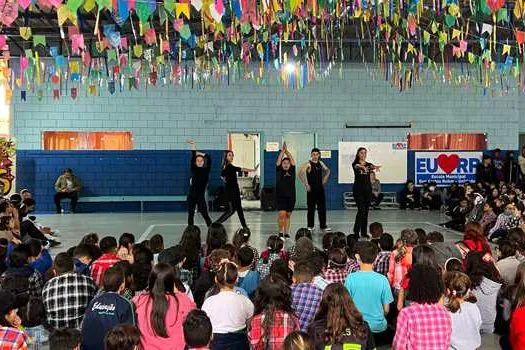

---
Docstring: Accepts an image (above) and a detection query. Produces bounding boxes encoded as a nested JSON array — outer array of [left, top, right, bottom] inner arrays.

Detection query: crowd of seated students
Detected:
[[1, 213, 525, 350]]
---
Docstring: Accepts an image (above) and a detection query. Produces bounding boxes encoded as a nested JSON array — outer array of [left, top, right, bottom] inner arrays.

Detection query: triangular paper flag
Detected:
[[164, 0, 175, 12], [460, 40, 467, 52], [84, 0, 96, 11], [423, 31, 430, 44], [481, 23, 493, 35], [468, 52, 476, 64], [133, 44, 143, 57], [444, 15, 456, 27], [431, 21, 438, 34], [175, 2, 190, 18], [452, 28, 461, 40], [18, 0, 31, 9], [503, 44, 511, 55], [497, 8, 508, 22], [19, 27, 32, 40], [33, 35, 47, 47], [0, 0, 18, 26], [67, 0, 84, 12], [516, 30, 525, 45], [0, 36, 6, 50], [190, 0, 202, 10]]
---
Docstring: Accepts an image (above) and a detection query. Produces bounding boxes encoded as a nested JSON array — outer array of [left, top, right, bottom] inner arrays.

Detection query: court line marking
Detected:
[[139, 221, 455, 242]]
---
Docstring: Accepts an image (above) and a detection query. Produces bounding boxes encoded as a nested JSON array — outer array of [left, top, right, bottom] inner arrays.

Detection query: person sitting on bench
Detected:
[[54, 168, 82, 214]]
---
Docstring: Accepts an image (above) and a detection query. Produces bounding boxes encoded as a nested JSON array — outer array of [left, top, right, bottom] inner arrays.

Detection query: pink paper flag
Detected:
[[215, 0, 224, 14], [82, 51, 91, 67], [174, 19, 184, 31], [18, 0, 31, 9], [48, 0, 62, 7], [0, 0, 18, 26], [162, 40, 169, 53], [144, 28, 156, 45], [459, 40, 467, 53], [68, 26, 80, 36], [19, 56, 29, 70], [120, 37, 128, 49], [0, 35, 6, 50], [71, 34, 85, 54]]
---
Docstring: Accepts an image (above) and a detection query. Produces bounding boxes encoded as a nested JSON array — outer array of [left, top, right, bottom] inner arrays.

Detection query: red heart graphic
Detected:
[[437, 154, 460, 174]]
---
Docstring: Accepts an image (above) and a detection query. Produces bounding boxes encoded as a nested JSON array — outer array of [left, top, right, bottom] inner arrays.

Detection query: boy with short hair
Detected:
[[345, 241, 394, 346], [105, 324, 140, 350], [73, 244, 94, 276], [158, 244, 193, 287], [90, 236, 120, 287], [81, 265, 135, 350], [49, 328, 82, 350], [369, 222, 384, 246], [236, 246, 260, 299], [184, 309, 213, 350], [373, 233, 394, 276], [291, 261, 323, 331]]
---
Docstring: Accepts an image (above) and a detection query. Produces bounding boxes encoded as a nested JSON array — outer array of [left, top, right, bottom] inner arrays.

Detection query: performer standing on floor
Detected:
[[299, 148, 331, 232], [215, 151, 258, 229], [352, 147, 381, 239], [276, 142, 296, 238], [186, 140, 213, 227]]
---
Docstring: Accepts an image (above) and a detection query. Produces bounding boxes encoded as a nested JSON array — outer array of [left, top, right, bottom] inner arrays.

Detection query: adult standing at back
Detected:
[[186, 140, 213, 227], [276, 143, 296, 238], [54, 168, 82, 214], [352, 147, 381, 239], [519, 146, 525, 188], [299, 148, 331, 232]]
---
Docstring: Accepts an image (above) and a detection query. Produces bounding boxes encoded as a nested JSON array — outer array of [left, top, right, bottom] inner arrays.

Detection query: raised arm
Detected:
[[241, 164, 259, 173], [284, 148, 295, 166], [276, 149, 286, 167]]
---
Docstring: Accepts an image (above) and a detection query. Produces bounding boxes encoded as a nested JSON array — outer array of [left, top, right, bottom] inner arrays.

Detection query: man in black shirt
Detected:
[[186, 140, 212, 226], [299, 148, 331, 231], [476, 155, 495, 189], [276, 143, 296, 238]]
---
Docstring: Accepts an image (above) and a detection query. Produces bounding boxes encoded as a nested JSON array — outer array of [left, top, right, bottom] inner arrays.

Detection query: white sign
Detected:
[[414, 151, 482, 186], [320, 150, 332, 159], [265, 142, 280, 152], [338, 142, 408, 184]]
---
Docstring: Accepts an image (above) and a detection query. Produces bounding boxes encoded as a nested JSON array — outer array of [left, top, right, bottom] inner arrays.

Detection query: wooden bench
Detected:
[[77, 195, 187, 213], [343, 192, 398, 209]]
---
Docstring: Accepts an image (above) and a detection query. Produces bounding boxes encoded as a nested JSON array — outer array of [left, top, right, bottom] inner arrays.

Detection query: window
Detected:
[[408, 133, 487, 151], [43, 131, 134, 150]]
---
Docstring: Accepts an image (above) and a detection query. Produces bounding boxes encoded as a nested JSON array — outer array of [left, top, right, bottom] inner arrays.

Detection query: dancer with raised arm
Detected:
[[352, 147, 381, 239], [276, 143, 296, 238], [299, 148, 331, 232], [186, 140, 213, 227], [215, 151, 258, 229]]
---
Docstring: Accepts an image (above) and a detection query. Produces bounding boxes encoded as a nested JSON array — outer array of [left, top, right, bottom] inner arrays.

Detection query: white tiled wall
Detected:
[[12, 65, 522, 150]]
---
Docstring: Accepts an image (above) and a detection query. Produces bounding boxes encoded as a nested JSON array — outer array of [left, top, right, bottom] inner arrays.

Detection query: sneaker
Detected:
[[321, 227, 332, 231], [279, 232, 290, 240], [48, 240, 61, 248], [307, 227, 314, 231]]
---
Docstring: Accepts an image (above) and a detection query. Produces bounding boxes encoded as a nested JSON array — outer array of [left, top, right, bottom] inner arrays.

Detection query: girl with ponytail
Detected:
[[444, 271, 482, 350], [201, 260, 254, 350]]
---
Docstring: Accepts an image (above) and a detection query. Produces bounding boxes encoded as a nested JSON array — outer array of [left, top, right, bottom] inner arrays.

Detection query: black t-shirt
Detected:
[[276, 165, 296, 198], [353, 161, 373, 191], [190, 151, 211, 194], [309, 319, 375, 350], [222, 163, 242, 192], [307, 161, 324, 189]]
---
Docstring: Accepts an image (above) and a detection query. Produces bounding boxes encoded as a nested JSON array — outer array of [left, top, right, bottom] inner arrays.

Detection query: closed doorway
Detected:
[[282, 132, 316, 209]]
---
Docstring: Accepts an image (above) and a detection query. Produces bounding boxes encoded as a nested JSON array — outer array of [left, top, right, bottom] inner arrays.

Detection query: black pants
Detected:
[[54, 191, 79, 212], [353, 190, 371, 236], [187, 192, 212, 226], [372, 193, 384, 207], [216, 190, 247, 228], [307, 188, 327, 229]]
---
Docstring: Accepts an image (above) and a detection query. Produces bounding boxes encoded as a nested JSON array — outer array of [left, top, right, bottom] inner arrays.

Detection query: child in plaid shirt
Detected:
[[373, 233, 394, 277], [257, 235, 288, 280], [0, 290, 30, 350]]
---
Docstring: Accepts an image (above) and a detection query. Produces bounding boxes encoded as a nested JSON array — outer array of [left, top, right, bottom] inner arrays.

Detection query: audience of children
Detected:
[[5, 188, 525, 350]]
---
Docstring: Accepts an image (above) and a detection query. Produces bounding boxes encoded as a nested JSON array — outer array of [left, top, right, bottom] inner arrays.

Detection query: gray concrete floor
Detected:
[[36, 208, 500, 349]]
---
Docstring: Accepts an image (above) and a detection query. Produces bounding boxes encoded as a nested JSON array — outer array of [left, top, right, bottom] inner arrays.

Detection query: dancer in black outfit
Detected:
[[276, 142, 296, 238], [352, 147, 381, 239], [215, 151, 258, 229], [186, 140, 213, 226], [299, 148, 331, 231]]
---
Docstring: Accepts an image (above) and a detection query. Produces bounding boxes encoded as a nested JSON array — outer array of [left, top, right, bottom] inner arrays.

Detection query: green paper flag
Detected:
[[107, 49, 117, 62], [241, 22, 252, 34], [96, 0, 111, 9], [164, 0, 175, 13], [159, 7, 167, 23], [24, 49, 33, 58], [497, 8, 508, 23], [179, 25, 191, 40], [33, 35, 46, 47], [444, 15, 456, 27], [468, 52, 476, 64], [67, 0, 84, 12], [482, 49, 491, 60], [431, 21, 438, 34]]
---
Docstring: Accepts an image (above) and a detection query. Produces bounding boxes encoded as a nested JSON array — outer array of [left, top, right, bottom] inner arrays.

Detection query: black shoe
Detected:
[[48, 240, 61, 247], [279, 232, 290, 240]]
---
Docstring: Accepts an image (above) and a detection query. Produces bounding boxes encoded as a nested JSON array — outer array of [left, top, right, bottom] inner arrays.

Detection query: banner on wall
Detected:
[[338, 142, 408, 184], [414, 152, 482, 186]]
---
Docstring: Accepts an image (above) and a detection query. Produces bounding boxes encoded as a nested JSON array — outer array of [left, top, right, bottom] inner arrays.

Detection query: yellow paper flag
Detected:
[[19, 27, 32, 40], [423, 31, 430, 44], [57, 5, 78, 26], [431, 21, 438, 34], [175, 3, 190, 18], [468, 52, 475, 64], [133, 44, 143, 58], [503, 44, 511, 55], [452, 29, 461, 40], [84, 0, 96, 11], [70, 61, 80, 73], [407, 43, 415, 54]]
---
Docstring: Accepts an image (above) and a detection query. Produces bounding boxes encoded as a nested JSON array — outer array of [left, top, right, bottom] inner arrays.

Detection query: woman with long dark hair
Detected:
[[215, 151, 259, 229], [248, 276, 299, 349], [351, 147, 381, 239], [133, 263, 196, 350], [179, 225, 202, 282], [308, 283, 374, 349], [186, 140, 213, 227]]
